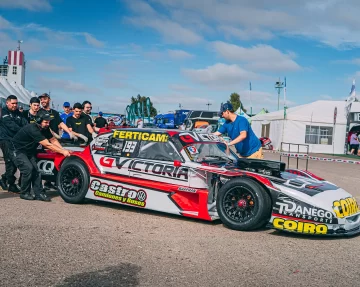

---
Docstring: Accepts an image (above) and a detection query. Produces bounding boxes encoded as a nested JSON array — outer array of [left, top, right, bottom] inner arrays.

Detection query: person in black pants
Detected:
[[0, 95, 28, 192], [9, 113, 72, 201]]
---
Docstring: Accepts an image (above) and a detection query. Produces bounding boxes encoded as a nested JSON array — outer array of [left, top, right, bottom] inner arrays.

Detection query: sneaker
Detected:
[[35, 193, 51, 202], [44, 181, 57, 191], [8, 184, 20, 193], [20, 193, 35, 200]]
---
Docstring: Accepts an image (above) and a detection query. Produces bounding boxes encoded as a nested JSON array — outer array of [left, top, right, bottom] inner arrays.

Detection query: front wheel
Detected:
[[216, 177, 272, 231], [57, 159, 90, 204]]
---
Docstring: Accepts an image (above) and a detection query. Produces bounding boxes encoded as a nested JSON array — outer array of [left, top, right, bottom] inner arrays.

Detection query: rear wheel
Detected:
[[57, 159, 90, 204], [216, 177, 272, 231]]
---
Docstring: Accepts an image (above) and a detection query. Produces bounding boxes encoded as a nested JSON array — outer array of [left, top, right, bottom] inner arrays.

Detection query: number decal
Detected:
[[122, 141, 137, 153]]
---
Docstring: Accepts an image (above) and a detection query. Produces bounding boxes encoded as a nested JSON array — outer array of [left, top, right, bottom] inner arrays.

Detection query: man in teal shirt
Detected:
[[214, 102, 263, 159]]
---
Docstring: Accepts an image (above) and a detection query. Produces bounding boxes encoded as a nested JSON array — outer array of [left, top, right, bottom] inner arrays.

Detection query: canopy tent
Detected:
[[251, 100, 360, 154], [0, 77, 34, 107]]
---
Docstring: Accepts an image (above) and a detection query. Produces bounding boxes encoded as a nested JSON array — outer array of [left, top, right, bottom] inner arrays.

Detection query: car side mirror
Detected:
[[173, 160, 182, 167]]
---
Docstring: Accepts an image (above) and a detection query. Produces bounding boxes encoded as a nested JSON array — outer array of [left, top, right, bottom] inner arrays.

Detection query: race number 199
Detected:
[[123, 141, 137, 153]]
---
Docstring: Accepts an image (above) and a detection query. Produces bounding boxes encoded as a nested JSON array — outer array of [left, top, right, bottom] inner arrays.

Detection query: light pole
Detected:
[[206, 101, 212, 110], [275, 78, 284, 111]]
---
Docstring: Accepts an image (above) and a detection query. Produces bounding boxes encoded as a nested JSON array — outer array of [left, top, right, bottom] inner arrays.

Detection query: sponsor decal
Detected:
[[122, 141, 137, 153], [333, 197, 360, 218], [179, 132, 222, 143], [187, 146, 198, 155], [274, 195, 335, 223], [90, 179, 147, 207], [113, 130, 168, 142], [178, 187, 197, 193], [37, 160, 55, 175], [273, 218, 328, 234], [117, 159, 188, 181], [100, 157, 116, 168]]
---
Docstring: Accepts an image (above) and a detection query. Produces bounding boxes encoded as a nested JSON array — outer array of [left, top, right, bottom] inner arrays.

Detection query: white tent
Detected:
[[251, 100, 360, 154], [235, 107, 249, 118], [0, 77, 34, 106]]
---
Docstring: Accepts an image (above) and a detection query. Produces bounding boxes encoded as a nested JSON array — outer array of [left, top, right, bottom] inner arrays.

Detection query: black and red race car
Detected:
[[36, 128, 360, 236]]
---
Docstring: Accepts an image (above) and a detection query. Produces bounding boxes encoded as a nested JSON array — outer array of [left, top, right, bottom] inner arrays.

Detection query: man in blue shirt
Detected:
[[60, 102, 73, 139], [214, 102, 263, 159]]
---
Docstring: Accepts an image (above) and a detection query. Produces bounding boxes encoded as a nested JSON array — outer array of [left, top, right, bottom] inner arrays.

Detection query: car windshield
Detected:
[[184, 142, 237, 163]]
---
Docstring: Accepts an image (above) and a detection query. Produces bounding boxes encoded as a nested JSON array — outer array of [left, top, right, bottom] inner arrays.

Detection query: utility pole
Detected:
[[275, 78, 284, 111], [206, 102, 212, 110]]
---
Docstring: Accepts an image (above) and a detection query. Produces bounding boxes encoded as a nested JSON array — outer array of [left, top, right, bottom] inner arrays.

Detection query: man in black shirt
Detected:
[[38, 93, 74, 139], [10, 113, 72, 201], [22, 97, 41, 123], [38, 93, 74, 190], [0, 95, 28, 192], [94, 111, 108, 128], [66, 103, 96, 144]]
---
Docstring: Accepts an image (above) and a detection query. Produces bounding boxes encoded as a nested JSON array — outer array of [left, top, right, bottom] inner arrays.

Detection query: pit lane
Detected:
[[0, 154, 360, 287]]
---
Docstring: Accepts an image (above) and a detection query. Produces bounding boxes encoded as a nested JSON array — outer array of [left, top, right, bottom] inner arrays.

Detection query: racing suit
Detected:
[[0, 107, 28, 190]]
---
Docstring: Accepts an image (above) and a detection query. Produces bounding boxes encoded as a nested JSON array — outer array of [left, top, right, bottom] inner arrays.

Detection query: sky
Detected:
[[0, 0, 360, 115]]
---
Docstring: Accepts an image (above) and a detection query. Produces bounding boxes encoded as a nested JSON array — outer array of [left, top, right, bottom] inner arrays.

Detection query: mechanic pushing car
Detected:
[[214, 102, 263, 159], [9, 113, 72, 201], [0, 95, 28, 192], [66, 102, 97, 144]]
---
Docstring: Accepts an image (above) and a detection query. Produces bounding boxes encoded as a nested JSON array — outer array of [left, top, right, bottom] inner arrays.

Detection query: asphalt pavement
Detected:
[[1, 155, 360, 287]]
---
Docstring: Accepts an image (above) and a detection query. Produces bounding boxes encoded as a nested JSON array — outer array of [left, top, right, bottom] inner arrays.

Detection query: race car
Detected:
[[36, 129, 360, 236]]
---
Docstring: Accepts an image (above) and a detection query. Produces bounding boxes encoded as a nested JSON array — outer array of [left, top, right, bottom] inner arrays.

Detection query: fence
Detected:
[[280, 142, 309, 170]]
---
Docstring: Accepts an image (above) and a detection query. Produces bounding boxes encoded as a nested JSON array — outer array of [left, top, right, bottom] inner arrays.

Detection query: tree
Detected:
[[130, 94, 157, 117], [229, 92, 247, 113], [264, 109, 269, 113]]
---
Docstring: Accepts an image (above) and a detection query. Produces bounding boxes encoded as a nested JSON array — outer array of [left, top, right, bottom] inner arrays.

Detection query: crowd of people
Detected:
[[0, 93, 118, 202]]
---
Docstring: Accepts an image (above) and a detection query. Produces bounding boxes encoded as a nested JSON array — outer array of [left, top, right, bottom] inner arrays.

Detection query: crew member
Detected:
[[213, 102, 263, 159], [38, 93, 73, 139], [0, 95, 27, 192], [137, 118, 144, 128], [94, 111, 107, 128], [22, 97, 41, 123], [38, 93, 75, 190], [60, 101, 74, 139], [66, 103, 97, 144], [82, 101, 98, 140], [10, 113, 71, 201]]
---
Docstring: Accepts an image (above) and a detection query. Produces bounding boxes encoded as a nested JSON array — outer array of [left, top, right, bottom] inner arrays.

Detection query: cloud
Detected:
[[37, 77, 101, 95], [213, 42, 301, 72], [151, 93, 213, 107], [169, 84, 192, 91], [148, 0, 360, 49], [167, 49, 194, 59], [124, 0, 202, 45], [0, 0, 51, 11], [319, 94, 333, 100], [84, 33, 105, 48], [182, 63, 259, 86], [218, 26, 274, 41], [0, 16, 12, 29], [28, 60, 74, 72], [332, 58, 360, 65]]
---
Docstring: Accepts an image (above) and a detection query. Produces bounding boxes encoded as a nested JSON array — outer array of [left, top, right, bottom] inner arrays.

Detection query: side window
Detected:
[[106, 137, 125, 156], [137, 141, 182, 162]]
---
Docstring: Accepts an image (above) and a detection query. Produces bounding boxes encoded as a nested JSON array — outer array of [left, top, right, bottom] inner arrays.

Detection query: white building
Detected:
[[0, 48, 34, 107], [251, 100, 360, 154]]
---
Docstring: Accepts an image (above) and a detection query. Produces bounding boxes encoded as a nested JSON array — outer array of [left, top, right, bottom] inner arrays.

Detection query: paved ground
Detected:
[[1, 155, 360, 287]]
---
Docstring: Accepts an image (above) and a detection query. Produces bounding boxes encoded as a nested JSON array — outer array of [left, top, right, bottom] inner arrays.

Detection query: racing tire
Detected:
[[57, 159, 90, 204], [216, 177, 272, 231]]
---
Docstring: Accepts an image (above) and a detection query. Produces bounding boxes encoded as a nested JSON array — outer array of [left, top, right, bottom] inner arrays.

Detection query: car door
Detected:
[[91, 134, 132, 177], [128, 140, 190, 186]]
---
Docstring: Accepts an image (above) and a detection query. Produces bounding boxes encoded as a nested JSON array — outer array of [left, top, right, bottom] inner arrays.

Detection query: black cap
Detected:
[[40, 113, 52, 121], [30, 97, 40, 104], [38, 93, 50, 99]]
